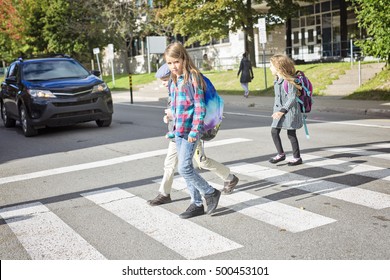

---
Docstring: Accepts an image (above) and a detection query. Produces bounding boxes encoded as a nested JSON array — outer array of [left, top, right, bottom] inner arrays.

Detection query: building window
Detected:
[[315, 3, 320, 13], [316, 15, 321, 25], [292, 18, 300, 28], [308, 29, 314, 42], [322, 1, 331, 13], [294, 47, 299, 55], [293, 31, 300, 44], [307, 16, 315, 26], [308, 45, 314, 54], [300, 17, 306, 27], [332, 0, 340, 10], [316, 26, 322, 43]]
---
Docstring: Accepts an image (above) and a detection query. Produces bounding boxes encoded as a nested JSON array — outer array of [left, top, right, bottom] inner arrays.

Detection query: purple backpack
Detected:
[[283, 70, 313, 113]]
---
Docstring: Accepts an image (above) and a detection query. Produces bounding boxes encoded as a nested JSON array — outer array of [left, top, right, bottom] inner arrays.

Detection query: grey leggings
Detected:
[[271, 127, 301, 158]]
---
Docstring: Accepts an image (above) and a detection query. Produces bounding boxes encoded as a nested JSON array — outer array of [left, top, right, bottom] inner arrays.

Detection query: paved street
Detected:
[[1, 90, 389, 263]]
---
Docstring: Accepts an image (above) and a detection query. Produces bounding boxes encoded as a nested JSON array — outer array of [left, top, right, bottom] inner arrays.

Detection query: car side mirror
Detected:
[[5, 76, 17, 84], [91, 70, 101, 77]]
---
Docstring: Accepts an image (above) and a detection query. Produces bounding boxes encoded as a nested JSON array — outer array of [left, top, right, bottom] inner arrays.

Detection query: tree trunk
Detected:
[[245, 0, 256, 67]]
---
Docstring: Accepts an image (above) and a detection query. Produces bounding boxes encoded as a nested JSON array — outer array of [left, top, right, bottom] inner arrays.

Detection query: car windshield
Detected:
[[23, 60, 90, 81]]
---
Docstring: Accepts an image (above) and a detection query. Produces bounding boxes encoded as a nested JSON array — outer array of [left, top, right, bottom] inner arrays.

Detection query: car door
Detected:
[[1, 63, 20, 118]]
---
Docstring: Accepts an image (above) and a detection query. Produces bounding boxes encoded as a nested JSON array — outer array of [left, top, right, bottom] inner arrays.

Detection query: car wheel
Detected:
[[1, 102, 16, 127], [20, 104, 38, 137], [96, 117, 112, 127]]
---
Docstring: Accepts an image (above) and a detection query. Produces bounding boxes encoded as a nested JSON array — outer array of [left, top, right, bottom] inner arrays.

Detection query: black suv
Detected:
[[0, 56, 113, 136]]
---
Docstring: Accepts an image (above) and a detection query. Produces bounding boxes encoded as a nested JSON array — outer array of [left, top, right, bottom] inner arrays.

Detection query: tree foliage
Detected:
[[0, 0, 107, 63], [350, 0, 390, 66], [154, 0, 312, 67], [98, 0, 154, 72]]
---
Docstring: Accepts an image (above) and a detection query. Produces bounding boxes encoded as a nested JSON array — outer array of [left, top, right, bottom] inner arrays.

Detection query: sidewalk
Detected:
[[112, 78, 390, 118]]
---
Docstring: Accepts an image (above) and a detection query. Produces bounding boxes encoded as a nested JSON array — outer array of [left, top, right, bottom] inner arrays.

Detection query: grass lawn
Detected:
[[103, 61, 389, 100]]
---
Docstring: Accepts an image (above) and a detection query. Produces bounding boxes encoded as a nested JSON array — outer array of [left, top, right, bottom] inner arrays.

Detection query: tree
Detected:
[[98, 0, 154, 73], [155, 0, 309, 67], [0, 0, 107, 64], [41, 0, 107, 62], [0, 0, 26, 61], [350, 0, 390, 66]]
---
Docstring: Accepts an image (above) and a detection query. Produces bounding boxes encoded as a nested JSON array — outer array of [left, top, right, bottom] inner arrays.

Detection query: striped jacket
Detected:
[[272, 78, 303, 130], [170, 74, 206, 139]]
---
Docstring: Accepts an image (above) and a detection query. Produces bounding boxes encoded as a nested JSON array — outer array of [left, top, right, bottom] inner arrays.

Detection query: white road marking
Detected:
[[0, 138, 252, 186], [82, 188, 242, 259], [163, 177, 336, 233], [0, 203, 106, 260], [230, 163, 390, 209], [303, 154, 390, 181]]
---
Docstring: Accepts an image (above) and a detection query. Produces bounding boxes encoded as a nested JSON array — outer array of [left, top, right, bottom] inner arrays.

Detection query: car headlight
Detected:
[[92, 83, 109, 93], [28, 89, 56, 98]]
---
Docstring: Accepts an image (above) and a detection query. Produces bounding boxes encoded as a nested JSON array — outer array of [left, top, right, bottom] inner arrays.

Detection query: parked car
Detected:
[[0, 55, 113, 136]]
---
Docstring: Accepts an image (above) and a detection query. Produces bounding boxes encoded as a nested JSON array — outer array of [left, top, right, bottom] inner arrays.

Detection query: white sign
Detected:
[[258, 18, 267, 44], [147, 36, 167, 54], [106, 44, 114, 60], [93, 48, 100, 55]]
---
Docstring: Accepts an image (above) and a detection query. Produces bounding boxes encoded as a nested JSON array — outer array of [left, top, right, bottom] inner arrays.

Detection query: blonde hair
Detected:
[[163, 42, 206, 90], [270, 54, 302, 91]]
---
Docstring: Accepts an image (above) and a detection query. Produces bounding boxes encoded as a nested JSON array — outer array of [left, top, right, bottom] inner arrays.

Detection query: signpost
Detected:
[[258, 18, 267, 89], [93, 48, 102, 79]]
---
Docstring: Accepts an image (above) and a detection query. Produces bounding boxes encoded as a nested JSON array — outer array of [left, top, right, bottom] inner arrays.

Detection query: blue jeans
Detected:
[[175, 135, 215, 206]]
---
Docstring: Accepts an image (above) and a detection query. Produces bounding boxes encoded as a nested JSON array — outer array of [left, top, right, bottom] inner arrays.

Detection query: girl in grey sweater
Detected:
[[268, 54, 303, 166]]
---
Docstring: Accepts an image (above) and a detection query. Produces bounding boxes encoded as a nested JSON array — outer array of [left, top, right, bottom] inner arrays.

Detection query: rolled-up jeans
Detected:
[[175, 135, 215, 206]]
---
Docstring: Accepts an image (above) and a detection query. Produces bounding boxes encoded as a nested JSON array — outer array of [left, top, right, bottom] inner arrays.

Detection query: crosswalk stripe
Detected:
[[82, 188, 242, 260], [0, 203, 106, 260], [0, 138, 252, 186], [323, 147, 390, 161], [229, 163, 390, 210], [167, 178, 336, 233], [303, 154, 390, 181]]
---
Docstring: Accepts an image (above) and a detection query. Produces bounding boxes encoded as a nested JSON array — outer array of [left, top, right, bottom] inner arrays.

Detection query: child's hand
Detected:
[[163, 115, 169, 123], [272, 112, 284, 120], [164, 108, 173, 119], [188, 136, 197, 143]]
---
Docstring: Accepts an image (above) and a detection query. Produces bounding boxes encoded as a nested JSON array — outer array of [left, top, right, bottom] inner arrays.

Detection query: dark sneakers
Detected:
[[204, 189, 221, 214], [269, 153, 286, 164], [222, 175, 239, 195], [147, 194, 172, 206], [179, 204, 205, 219]]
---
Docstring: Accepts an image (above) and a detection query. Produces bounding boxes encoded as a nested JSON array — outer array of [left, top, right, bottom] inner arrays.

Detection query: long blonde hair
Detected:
[[163, 42, 206, 90], [270, 54, 302, 91]]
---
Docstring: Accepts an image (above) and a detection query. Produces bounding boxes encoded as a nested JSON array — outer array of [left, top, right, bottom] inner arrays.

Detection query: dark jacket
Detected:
[[237, 58, 254, 83]]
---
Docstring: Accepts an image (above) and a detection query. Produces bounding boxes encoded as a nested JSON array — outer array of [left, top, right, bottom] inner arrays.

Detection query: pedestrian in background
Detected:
[[268, 54, 303, 166], [147, 64, 239, 208], [163, 42, 221, 219], [237, 52, 254, 98]]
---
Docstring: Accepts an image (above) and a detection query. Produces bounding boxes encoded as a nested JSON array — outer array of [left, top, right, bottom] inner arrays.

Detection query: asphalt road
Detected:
[[1, 98, 389, 269]]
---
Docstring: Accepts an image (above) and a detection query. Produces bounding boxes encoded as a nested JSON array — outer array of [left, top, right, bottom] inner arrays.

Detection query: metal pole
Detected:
[[129, 74, 133, 104], [262, 43, 267, 89], [111, 60, 115, 88], [147, 37, 151, 74], [358, 60, 361, 86], [95, 54, 102, 80], [350, 39, 353, 68]]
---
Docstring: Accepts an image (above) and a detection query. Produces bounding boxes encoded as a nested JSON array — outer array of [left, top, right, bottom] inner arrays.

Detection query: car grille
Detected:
[[51, 109, 103, 118], [53, 88, 93, 97], [52, 98, 98, 107]]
